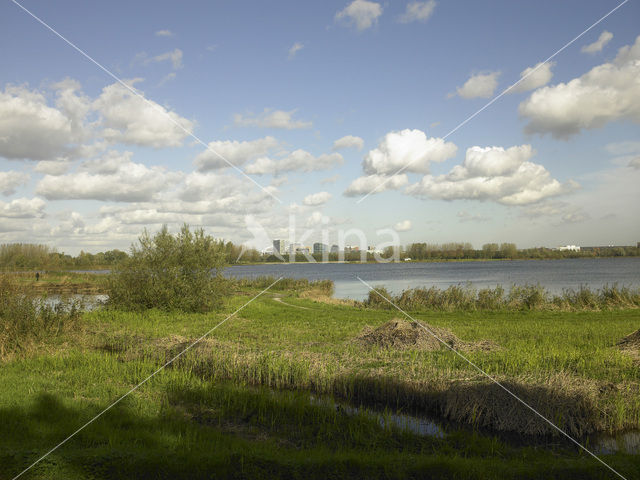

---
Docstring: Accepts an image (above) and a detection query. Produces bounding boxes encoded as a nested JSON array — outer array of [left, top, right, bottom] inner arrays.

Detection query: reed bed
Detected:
[[363, 284, 640, 312], [231, 275, 334, 295], [0, 275, 82, 358]]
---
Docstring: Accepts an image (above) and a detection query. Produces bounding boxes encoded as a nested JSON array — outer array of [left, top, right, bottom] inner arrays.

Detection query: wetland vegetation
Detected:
[[1, 227, 639, 479]]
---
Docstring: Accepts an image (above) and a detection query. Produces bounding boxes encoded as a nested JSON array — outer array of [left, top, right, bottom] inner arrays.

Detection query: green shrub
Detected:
[[107, 225, 228, 313]]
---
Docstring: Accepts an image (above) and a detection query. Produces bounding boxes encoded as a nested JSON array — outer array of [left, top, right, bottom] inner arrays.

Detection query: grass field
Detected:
[[1, 278, 639, 479]]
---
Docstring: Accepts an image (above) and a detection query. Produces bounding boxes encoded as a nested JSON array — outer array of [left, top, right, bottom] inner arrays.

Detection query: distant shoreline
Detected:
[[228, 256, 640, 267], [2, 255, 638, 273]]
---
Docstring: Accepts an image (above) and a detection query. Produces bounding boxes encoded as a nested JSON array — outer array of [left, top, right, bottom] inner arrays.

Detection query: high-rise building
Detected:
[[272, 239, 288, 255], [313, 242, 327, 255]]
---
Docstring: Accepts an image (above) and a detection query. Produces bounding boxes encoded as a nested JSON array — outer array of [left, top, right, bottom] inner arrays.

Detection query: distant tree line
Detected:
[[1, 239, 638, 270], [0, 243, 128, 270], [403, 242, 639, 260]]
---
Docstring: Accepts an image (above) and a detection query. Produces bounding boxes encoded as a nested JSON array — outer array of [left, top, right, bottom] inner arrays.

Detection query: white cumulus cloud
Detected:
[[94, 80, 194, 148], [0, 197, 46, 218], [394, 220, 412, 231], [519, 35, 640, 139], [581, 30, 613, 54], [194, 136, 279, 171], [406, 145, 577, 205], [34, 159, 73, 176], [233, 108, 312, 129], [455, 71, 500, 99], [288, 42, 304, 59], [37, 151, 180, 202], [303, 191, 332, 206], [335, 0, 382, 31], [245, 150, 343, 175], [363, 129, 457, 175], [398, 1, 436, 23], [509, 61, 555, 93], [155, 30, 174, 38], [0, 171, 29, 195], [344, 173, 408, 197], [332, 135, 364, 151], [51, 211, 86, 236], [0, 84, 88, 160]]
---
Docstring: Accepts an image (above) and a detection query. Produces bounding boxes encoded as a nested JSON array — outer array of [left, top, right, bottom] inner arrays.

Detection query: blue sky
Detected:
[[0, 0, 639, 254]]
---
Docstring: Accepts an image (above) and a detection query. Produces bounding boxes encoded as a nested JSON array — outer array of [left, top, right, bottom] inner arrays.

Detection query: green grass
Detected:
[[0, 285, 639, 479]]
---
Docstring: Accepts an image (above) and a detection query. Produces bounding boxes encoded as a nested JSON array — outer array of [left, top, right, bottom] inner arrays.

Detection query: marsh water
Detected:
[[226, 257, 640, 300], [309, 394, 639, 455]]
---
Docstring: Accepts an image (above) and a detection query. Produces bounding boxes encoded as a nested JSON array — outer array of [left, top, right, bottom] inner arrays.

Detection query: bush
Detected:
[[107, 225, 228, 313]]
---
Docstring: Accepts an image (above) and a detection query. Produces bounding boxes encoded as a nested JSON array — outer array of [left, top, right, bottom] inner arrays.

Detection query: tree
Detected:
[[482, 243, 499, 259], [107, 225, 228, 312], [499, 243, 518, 259]]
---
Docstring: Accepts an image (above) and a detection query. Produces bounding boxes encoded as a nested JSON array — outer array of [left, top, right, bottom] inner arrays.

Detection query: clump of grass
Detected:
[[599, 285, 640, 308], [0, 276, 82, 358], [363, 283, 640, 312], [363, 286, 394, 309], [507, 284, 549, 310], [382, 285, 478, 311], [476, 285, 506, 310]]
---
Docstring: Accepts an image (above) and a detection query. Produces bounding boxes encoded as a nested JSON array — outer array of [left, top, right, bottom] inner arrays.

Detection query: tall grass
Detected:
[[0, 276, 82, 358], [232, 275, 334, 295], [363, 284, 640, 312]]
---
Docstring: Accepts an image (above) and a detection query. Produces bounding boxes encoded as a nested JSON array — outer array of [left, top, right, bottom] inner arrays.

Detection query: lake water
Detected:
[[226, 258, 640, 301]]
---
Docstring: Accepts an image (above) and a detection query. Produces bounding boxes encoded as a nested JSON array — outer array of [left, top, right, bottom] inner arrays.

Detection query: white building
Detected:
[[557, 245, 580, 252]]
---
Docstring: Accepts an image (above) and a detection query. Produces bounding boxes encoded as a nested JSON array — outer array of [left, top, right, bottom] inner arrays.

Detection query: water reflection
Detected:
[[310, 395, 638, 455], [41, 294, 108, 311]]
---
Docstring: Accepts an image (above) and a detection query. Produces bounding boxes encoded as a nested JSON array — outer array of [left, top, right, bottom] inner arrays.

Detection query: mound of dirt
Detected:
[[355, 318, 500, 352], [617, 329, 640, 350], [355, 318, 455, 351]]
